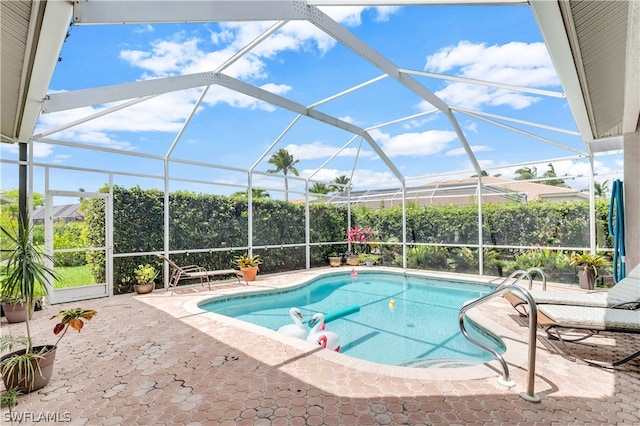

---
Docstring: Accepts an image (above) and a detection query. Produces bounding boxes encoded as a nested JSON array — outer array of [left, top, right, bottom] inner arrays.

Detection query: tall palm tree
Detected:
[[309, 182, 330, 195], [329, 175, 350, 193], [267, 148, 299, 201]]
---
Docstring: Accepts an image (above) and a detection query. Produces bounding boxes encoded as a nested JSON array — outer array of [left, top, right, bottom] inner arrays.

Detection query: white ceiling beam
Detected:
[[18, 1, 73, 141], [43, 72, 220, 113], [72, 1, 304, 24], [529, 0, 594, 146], [402, 68, 565, 98], [309, 0, 526, 5]]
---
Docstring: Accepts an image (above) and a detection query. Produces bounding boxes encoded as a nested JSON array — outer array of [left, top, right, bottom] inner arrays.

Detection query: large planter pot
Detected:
[[1, 302, 31, 323], [1, 345, 57, 393], [328, 257, 341, 267], [134, 283, 155, 294], [345, 255, 360, 266], [578, 269, 596, 290], [240, 266, 259, 282]]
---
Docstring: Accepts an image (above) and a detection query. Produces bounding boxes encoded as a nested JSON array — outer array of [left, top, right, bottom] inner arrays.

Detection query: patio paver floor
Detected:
[[2, 268, 639, 425]]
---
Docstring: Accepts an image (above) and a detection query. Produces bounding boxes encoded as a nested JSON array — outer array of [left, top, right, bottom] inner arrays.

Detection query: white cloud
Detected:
[[446, 145, 493, 156], [370, 128, 457, 157], [284, 142, 374, 161], [320, 6, 400, 25], [0, 142, 54, 158], [423, 41, 558, 110]]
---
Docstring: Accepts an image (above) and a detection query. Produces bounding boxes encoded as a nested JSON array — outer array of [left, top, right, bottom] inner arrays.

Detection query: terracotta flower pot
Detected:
[[134, 283, 155, 294], [240, 266, 259, 282], [345, 255, 360, 266], [1, 302, 31, 323], [328, 257, 341, 267]]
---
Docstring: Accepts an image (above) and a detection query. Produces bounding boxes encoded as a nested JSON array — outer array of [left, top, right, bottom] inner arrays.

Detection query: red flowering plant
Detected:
[[346, 226, 372, 255], [51, 308, 98, 347]]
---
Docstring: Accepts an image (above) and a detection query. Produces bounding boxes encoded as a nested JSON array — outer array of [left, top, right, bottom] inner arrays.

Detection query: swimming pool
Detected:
[[200, 271, 505, 367]]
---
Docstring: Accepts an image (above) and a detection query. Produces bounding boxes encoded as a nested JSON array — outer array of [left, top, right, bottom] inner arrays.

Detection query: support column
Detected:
[[623, 126, 640, 273]]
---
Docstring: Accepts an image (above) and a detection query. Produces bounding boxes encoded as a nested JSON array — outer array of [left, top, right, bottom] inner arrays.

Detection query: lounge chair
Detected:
[[157, 254, 246, 294], [504, 264, 640, 316], [537, 304, 640, 367]]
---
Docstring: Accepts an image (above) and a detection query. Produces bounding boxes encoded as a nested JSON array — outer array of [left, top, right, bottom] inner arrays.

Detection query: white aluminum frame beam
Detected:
[[72, 1, 304, 24], [529, 0, 593, 147], [17, 1, 73, 141], [303, 3, 482, 175]]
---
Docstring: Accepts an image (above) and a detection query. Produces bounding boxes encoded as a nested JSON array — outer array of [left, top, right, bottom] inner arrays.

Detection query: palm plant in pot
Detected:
[[233, 254, 262, 282], [0, 220, 96, 393], [570, 251, 608, 290]]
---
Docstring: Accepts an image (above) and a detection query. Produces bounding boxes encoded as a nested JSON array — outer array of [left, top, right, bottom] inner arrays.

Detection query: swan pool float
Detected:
[[307, 313, 341, 352], [277, 307, 307, 339]]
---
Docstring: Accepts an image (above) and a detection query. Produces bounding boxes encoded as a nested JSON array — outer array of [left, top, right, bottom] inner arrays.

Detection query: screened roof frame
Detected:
[[1, 0, 637, 277]]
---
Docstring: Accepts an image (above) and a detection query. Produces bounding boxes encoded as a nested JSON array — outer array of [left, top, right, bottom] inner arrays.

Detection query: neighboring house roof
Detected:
[[0, 194, 14, 205], [31, 203, 84, 223], [323, 177, 587, 208]]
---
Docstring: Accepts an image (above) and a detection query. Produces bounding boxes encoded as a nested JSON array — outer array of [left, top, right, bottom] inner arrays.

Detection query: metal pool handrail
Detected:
[[459, 284, 541, 403], [498, 269, 533, 287]]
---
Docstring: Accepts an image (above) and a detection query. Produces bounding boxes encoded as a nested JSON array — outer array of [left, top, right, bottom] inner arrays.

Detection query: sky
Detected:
[[0, 2, 623, 199]]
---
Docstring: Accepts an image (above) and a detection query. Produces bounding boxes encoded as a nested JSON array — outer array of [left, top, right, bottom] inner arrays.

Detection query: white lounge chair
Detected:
[[504, 264, 640, 315], [537, 304, 640, 367]]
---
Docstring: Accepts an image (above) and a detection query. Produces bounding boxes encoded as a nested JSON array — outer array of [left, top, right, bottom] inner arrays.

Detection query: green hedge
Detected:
[[85, 186, 612, 293]]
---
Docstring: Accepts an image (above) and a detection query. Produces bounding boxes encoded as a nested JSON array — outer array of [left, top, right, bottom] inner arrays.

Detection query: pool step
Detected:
[[400, 358, 479, 369]]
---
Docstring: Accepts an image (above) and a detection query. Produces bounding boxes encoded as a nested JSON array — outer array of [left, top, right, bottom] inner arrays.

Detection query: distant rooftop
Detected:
[[32, 203, 84, 224]]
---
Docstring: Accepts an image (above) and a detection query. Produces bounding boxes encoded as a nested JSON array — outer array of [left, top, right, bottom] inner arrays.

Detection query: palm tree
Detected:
[[594, 180, 610, 198], [309, 183, 330, 195], [267, 148, 299, 201], [231, 189, 271, 199], [540, 163, 568, 187], [329, 175, 350, 193], [514, 166, 537, 181]]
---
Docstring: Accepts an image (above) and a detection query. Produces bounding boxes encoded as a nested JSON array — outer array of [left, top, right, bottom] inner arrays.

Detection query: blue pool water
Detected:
[[200, 271, 505, 367]]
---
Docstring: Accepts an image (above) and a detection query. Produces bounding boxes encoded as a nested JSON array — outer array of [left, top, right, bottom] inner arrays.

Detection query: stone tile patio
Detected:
[[2, 268, 639, 425]]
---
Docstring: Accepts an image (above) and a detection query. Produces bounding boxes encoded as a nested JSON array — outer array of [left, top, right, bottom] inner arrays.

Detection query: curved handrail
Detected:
[[459, 284, 541, 402], [499, 269, 533, 288], [526, 267, 547, 290]]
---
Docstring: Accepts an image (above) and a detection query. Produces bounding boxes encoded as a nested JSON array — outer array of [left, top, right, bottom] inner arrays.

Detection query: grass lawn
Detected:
[[54, 265, 96, 288]]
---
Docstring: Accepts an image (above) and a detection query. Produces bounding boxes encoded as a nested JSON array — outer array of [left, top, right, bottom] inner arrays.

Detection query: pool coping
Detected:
[[169, 267, 533, 383]]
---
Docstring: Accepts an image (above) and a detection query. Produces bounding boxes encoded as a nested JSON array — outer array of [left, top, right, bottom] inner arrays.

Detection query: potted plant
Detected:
[[358, 253, 380, 267], [1, 283, 47, 324], [1, 307, 96, 394], [0, 219, 97, 394], [345, 226, 372, 266], [328, 252, 341, 267], [570, 251, 608, 290], [133, 263, 158, 294], [1, 294, 30, 324], [233, 254, 262, 282]]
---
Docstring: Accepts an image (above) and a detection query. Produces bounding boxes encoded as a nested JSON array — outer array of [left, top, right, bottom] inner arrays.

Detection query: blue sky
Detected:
[[0, 3, 622, 197]]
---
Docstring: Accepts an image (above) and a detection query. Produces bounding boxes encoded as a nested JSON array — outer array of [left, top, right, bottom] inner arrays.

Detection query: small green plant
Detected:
[[1, 387, 22, 409], [134, 264, 158, 285], [233, 254, 262, 269], [358, 253, 380, 264], [570, 251, 608, 277]]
